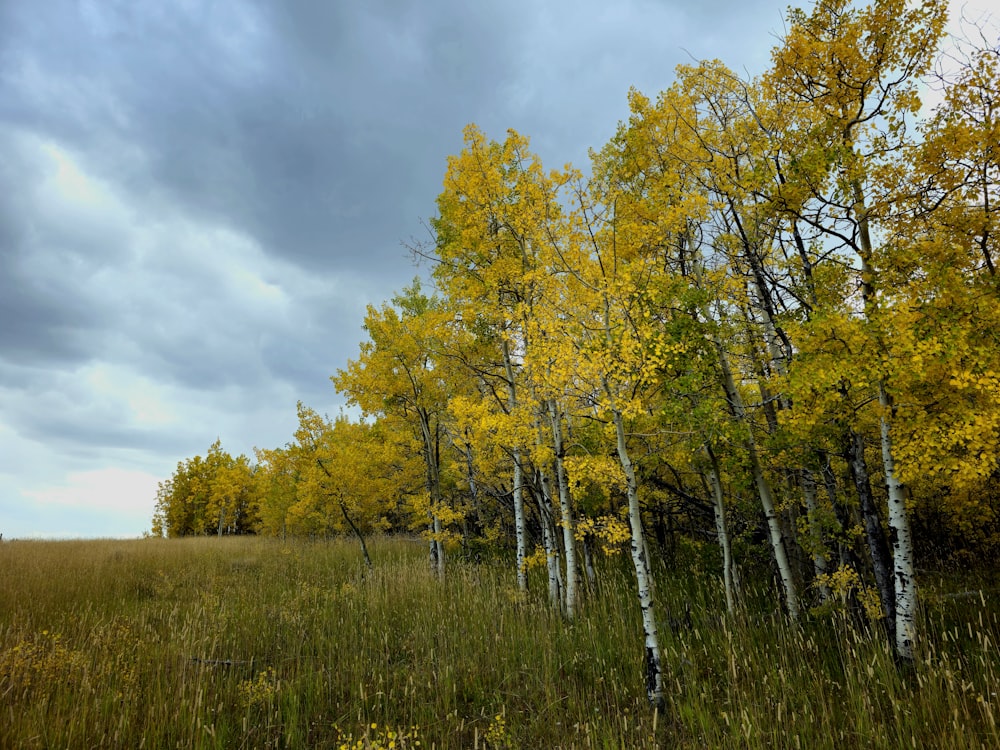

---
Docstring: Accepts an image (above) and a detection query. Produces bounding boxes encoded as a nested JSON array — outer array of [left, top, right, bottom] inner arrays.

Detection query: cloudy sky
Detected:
[[0, 0, 984, 538]]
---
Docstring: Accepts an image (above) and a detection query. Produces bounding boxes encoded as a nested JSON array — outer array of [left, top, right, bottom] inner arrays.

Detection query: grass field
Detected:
[[1, 536, 998, 748]]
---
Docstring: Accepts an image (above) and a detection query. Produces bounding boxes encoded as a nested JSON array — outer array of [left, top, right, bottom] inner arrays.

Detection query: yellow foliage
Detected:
[[576, 515, 631, 556], [564, 455, 625, 495], [237, 666, 281, 707], [0, 630, 87, 699], [334, 722, 423, 750], [521, 545, 550, 573], [484, 712, 511, 749], [814, 565, 885, 623]]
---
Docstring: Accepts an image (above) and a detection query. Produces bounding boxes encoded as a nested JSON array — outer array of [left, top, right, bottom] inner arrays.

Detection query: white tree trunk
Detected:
[[855, 180, 917, 658], [879, 384, 917, 660], [608, 397, 664, 709], [548, 399, 578, 619], [715, 335, 800, 622], [419, 411, 445, 580], [596, 287, 663, 706], [503, 342, 528, 592], [536, 466, 563, 610], [705, 443, 736, 615], [433, 515, 445, 580], [582, 536, 596, 588], [512, 451, 527, 592], [750, 282, 831, 603], [801, 468, 831, 602]]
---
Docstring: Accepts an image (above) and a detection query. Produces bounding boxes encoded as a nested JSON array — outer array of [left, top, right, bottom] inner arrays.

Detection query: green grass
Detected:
[[1, 536, 998, 748]]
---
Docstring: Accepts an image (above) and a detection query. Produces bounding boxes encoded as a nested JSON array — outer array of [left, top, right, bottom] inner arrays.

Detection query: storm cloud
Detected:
[[1, 0, 800, 537]]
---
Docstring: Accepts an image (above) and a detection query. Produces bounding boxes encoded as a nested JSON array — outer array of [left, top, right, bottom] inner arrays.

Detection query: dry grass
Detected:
[[1, 536, 997, 748]]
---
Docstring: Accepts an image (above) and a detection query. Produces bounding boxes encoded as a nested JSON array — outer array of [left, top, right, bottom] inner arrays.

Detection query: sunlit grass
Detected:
[[1, 536, 997, 748]]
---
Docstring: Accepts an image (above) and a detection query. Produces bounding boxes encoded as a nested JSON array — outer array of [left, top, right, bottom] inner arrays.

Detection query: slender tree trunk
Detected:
[[339, 499, 373, 569], [418, 411, 445, 580], [434, 427, 446, 577], [642, 532, 656, 584], [597, 282, 664, 707], [845, 425, 896, 639], [315, 456, 372, 569], [854, 179, 916, 659], [428, 518, 438, 571], [801, 469, 831, 602], [745, 284, 832, 602], [535, 469, 563, 610], [582, 536, 596, 588], [714, 334, 800, 621], [691, 251, 799, 621], [463, 439, 479, 546], [503, 341, 528, 592], [705, 443, 736, 615], [879, 385, 917, 660], [512, 451, 527, 591], [818, 450, 855, 569], [607, 394, 664, 709], [548, 399, 578, 618]]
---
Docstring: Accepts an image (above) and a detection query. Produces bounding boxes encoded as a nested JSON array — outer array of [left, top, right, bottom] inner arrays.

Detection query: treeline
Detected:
[[153, 0, 999, 708], [151, 411, 418, 544]]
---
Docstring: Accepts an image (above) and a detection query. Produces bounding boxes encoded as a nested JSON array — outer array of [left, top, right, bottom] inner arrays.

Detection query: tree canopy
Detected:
[[152, 0, 1000, 699]]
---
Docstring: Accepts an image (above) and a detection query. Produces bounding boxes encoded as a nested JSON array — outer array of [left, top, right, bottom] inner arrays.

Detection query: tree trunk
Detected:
[[705, 443, 736, 615], [418, 410, 445, 580], [433, 515, 445, 579], [818, 450, 856, 569], [879, 385, 917, 660], [846, 420, 897, 644], [608, 398, 664, 709], [512, 451, 527, 592], [339, 499, 373, 569], [463, 439, 479, 546], [503, 341, 528, 592], [599, 285, 663, 707], [548, 399, 578, 618], [535, 469, 563, 610], [854, 179, 916, 659], [714, 334, 800, 621], [582, 536, 596, 588], [801, 468, 831, 602]]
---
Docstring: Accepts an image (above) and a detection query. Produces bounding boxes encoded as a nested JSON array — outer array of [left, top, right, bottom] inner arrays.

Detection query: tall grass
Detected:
[[1, 536, 997, 748]]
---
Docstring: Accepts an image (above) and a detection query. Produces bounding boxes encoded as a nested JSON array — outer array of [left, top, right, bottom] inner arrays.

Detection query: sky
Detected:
[[0, 0, 989, 539]]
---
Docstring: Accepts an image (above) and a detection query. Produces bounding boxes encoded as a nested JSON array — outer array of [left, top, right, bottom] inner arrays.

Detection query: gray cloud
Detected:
[[0, 0, 795, 537]]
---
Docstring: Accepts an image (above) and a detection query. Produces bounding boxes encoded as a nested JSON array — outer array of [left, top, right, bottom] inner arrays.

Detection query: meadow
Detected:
[[1, 536, 997, 748]]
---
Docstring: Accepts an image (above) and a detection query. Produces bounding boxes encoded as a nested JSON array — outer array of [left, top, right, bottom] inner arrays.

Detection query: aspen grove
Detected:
[[152, 0, 1000, 708]]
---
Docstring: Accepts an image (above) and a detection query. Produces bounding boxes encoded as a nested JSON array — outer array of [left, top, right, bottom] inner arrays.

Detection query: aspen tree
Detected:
[[254, 445, 303, 540], [334, 282, 455, 578], [152, 442, 260, 537], [433, 125, 569, 599], [153, 455, 209, 537], [706, 299, 801, 621], [889, 32, 1000, 492], [533, 172, 675, 708], [208, 453, 256, 537], [596, 79, 805, 620], [547, 398, 579, 618], [704, 442, 737, 615], [768, 0, 948, 659], [673, 61, 846, 604]]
